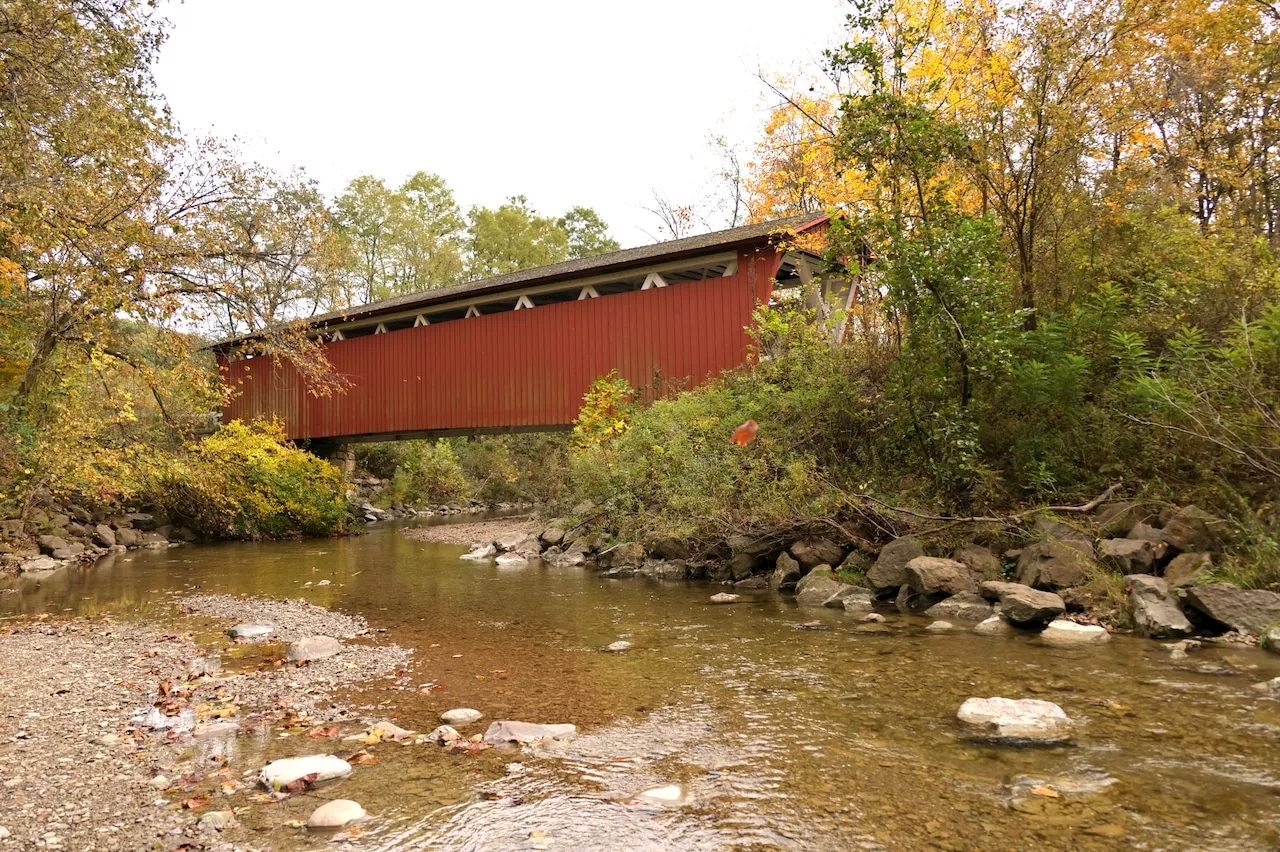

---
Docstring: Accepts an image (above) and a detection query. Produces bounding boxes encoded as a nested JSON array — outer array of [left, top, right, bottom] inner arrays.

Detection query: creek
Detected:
[[3, 520, 1280, 850]]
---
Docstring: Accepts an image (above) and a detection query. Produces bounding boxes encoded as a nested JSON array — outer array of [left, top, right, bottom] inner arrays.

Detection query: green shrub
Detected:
[[384, 440, 469, 506], [148, 420, 348, 538]]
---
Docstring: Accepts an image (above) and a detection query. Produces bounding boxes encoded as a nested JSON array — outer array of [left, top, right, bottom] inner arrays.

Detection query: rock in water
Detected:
[[306, 799, 366, 828], [925, 620, 953, 632], [636, 784, 685, 804], [973, 615, 1013, 636], [1038, 619, 1111, 648], [286, 636, 343, 662], [1126, 574, 1192, 638], [865, 537, 925, 595], [925, 592, 994, 622], [603, 641, 632, 652], [483, 720, 576, 745], [495, 551, 529, 567], [427, 725, 461, 745], [710, 593, 741, 604], [956, 697, 1073, 744], [979, 582, 1065, 626], [227, 623, 273, 640], [1181, 583, 1280, 635], [905, 557, 976, 598], [460, 543, 497, 561], [825, 586, 871, 609], [795, 566, 841, 607], [770, 552, 802, 591], [441, 708, 483, 726], [259, 755, 352, 790]]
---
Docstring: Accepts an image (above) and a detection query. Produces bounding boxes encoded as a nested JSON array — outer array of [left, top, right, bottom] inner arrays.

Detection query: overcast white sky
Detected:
[[154, 0, 848, 247]]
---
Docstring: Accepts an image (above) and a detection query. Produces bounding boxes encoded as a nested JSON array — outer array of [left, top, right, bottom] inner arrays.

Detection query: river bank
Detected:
[[0, 594, 409, 849]]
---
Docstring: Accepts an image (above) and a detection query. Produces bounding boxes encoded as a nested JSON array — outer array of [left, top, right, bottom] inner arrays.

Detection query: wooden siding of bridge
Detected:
[[219, 248, 782, 441]]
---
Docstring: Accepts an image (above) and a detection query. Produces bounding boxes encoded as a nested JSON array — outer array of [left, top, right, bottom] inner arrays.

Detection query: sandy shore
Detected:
[[0, 596, 409, 850], [400, 516, 538, 546]]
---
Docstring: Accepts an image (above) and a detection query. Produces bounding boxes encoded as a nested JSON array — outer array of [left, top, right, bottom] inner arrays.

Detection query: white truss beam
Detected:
[[413, 314, 429, 327], [578, 285, 600, 300], [641, 272, 667, 290], [514, 294, 534, 310], [464, 305, 480, 318]]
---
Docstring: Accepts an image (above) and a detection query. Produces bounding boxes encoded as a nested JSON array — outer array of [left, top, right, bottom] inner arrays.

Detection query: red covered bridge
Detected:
[[214, 215, 846, 445]]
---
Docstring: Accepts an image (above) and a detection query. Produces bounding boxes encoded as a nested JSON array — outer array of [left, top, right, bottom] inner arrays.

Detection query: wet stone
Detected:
[[227, 623, 273, 640], [956, 697, 1074, 744], [307, 799, 366, 828], [441, 708, 483, 726]]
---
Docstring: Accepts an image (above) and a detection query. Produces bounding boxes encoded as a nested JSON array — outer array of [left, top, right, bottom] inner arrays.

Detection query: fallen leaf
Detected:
[[346, 749, 381, 766], [307, 725, 340, 739], [283, 772, 319, 794], [1030, 786, 1061, 799], [731, 419, 759, 446], [180, 796, 210, 810]]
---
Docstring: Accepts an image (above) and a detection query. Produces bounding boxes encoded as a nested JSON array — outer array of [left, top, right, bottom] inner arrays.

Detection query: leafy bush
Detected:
[[384, 440, 469, 506], [148, 420, 348, 539]]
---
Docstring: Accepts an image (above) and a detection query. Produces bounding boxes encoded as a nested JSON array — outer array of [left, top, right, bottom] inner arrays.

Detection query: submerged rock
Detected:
[[441, 708, 483, 726], [286, 635, 343, 662], [973, 614, 1014, 636], [956, 697, 1073, 744], [19, 555, 60, 573], [227, 623, 273, 640], [925, 620, 953, 632], [603, 640, 632, 652], [1038, 619, 1111, 648], [709, 592, 741, 604], [307, 799, 366, 828], [636, 784, 685, 805], [483, 720, 576, 745], [495, 552, 529, 567], [259, 754, 352, 790]]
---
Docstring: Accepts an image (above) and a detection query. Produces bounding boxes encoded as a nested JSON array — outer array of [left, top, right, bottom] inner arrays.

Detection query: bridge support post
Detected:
[[311, 441, 356, 478]]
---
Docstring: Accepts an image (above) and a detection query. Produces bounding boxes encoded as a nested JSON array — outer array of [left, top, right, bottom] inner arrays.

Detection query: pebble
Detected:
[[197, 811, 235, 833], [859, 613, 886, 623], [441, 708, 483, 726], [0, 826, 9, 840], [306, 799, 366, 828], [148, 775, 169, 789]]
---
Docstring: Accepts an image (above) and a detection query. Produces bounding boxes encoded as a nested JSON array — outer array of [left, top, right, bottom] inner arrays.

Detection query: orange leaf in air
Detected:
[[731, 419, 759, 447]]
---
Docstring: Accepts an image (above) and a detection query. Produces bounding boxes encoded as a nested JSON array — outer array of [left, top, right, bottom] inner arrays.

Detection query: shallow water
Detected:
[[4, 525, 1280, 850]]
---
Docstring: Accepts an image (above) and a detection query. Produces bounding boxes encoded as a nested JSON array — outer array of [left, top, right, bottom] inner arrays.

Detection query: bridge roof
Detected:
[[212, 213, 828, 352]]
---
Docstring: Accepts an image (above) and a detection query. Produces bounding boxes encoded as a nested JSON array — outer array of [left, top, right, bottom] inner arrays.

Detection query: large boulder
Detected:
[[726, 534, 774, 580], [259, 754, 352, 790], [1164, 552, 1212, 588], [956, 697, 1073, 744], [950, 543, 1002, 581], [286, 636, 343, 662], [1181, 583, 1280, 635], [1037, 620, 1111, 648], [905, 557, 976, 599], [770, 552, 803, 592], [979, 581, 1065, 626], [1098, 538, 1154, 574], [647, 536, 690, 561], [865, 537, 925, 596], [789, 537, 844, 570], [1127, 574, 1192, 638], [637, 559, 688, 581], [598, 542, 645, 571], [1015, 540, 1092, 590], [19, 555, 59, 573], [1127, 521, 1164, 544], [538, 527, 566, 548], [36, 534, 68, 556], [924, 591, 994, 622], [1094, 501, 1157, 536], [1161, 505, 1224, 553], [1033, 517, 1094, 557], [115, 527, 142, 547], [795, 566, 842, 607]]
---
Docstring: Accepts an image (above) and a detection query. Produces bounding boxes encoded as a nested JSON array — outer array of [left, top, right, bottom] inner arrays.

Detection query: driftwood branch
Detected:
[[855, 481, 1123, 526]]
